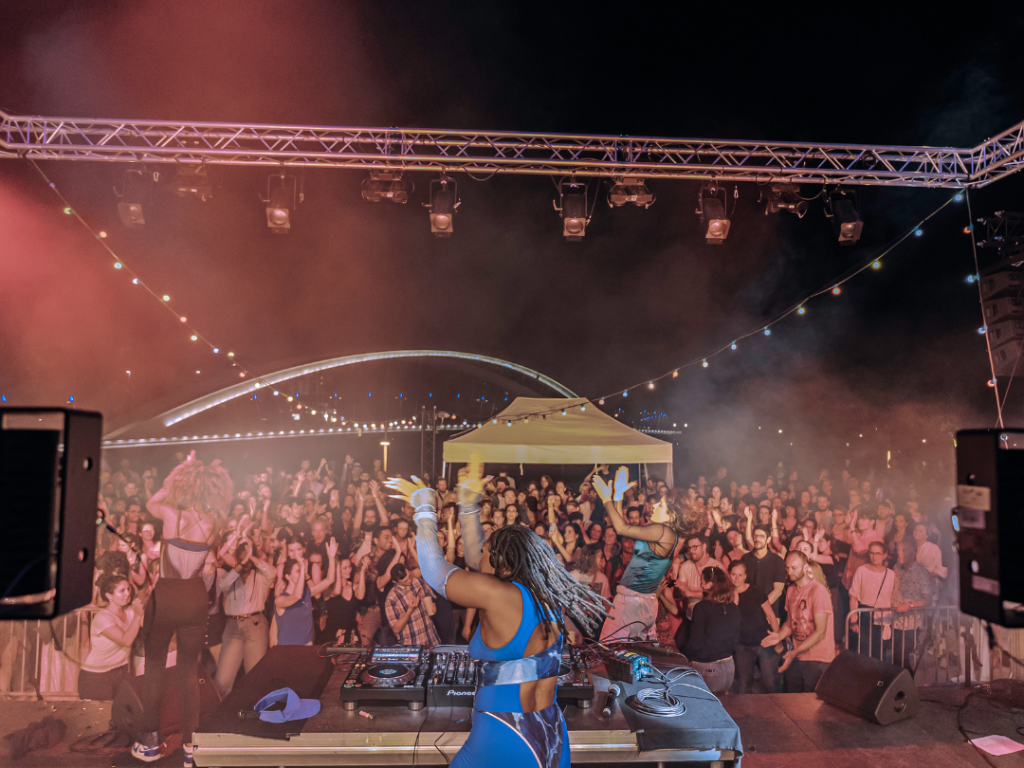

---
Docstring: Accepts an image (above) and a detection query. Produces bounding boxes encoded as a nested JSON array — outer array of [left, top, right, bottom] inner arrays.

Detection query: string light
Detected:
[[914, 228, 923, 237], [871, 261, 881, 269], [190, 334, 198, 341], [797, 307, 806, 315], [672, 370, 679, 378], [162, 295, 170, 301], [648, 382, 655, 389], [832, 286, 841, 295], [731, 343, 737, 350], [114, 262, 122, 269], [763, 328, 771, 336], [702, 360, 709, 367], [98, 231, 107, 238]]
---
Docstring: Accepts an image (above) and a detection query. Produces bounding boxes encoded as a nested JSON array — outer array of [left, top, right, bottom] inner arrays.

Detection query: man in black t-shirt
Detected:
[[741, 527, 787, 617]]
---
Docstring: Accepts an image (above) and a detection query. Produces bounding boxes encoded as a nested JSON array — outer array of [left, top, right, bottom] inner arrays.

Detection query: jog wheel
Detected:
[[361, 663, 415, 687], [557, 663, 575, 684]]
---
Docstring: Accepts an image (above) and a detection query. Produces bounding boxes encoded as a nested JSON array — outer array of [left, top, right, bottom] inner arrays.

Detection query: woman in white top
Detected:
[[79, 573, 143, 700]]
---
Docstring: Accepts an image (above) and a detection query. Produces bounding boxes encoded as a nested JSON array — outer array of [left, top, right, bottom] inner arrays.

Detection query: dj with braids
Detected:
[[133, 451, 232, 768], [386, 458, 608, 768], [595, 467, 688, 642]]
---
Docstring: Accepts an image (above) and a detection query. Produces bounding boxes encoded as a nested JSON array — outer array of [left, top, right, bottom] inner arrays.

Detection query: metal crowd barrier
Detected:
[[0, 607, 98, 700], [844, 605, 1023, 686]]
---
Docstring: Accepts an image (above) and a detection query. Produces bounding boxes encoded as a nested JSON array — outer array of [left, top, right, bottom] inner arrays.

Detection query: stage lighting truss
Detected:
[[173, 163, 213, 202], [114, 169, 158, 228], [607, 177, 655, 208], [361, 170, 414, 203], [762, 183, 808, 217], [697, 182, 733, 244], [554, 181, 589, 241], [825, 191, 863, 245], [262, 174, 301, 234], [424, 176, 459, 237]]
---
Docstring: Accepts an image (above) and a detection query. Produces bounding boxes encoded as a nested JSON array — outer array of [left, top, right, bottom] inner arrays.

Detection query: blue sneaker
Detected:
[[183, 744, 194, 768], [131, 741, 162, 762]]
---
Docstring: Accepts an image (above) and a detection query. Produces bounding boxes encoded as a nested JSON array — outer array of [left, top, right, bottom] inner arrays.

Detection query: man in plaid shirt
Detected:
[[384, 563, 440, 647]]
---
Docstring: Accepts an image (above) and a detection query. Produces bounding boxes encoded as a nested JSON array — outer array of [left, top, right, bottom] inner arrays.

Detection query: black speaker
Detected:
[[111, 666, 220, 737], [954, 429, 1024, 627], [815, 651, 919, 725], [0, 408, 102, 619]]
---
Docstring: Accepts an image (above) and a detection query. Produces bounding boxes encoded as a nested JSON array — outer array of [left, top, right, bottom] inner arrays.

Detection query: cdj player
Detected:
[[339, 646, 428, 710], [425, 644, 595, 708]]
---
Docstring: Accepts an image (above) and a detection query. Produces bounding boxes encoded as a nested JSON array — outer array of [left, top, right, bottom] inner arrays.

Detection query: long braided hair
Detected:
[[488, 525, 611, 637]]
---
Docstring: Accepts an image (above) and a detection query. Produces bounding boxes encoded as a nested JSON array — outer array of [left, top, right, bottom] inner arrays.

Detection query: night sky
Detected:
[[2, 2, 1023, 478]]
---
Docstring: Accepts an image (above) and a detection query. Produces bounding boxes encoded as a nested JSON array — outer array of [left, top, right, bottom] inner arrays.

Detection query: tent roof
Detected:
[[442, 397, 673, 465]]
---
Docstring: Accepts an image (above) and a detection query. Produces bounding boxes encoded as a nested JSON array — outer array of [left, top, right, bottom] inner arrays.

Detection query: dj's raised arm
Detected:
[[456, 455, 488, 572]]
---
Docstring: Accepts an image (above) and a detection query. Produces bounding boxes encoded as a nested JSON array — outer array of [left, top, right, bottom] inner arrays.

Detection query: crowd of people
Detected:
[[1, 452, 954, 711]]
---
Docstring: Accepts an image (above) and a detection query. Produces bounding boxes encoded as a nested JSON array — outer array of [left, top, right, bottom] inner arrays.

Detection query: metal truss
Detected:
[[2, 108, 1022, 188]]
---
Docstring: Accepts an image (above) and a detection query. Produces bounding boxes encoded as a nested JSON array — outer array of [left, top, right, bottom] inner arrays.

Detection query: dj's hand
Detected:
[[384, 476, 429, 505], [612, 467, 635, 502], [457, 454, 488, 506], [592, 476, 613, 504]]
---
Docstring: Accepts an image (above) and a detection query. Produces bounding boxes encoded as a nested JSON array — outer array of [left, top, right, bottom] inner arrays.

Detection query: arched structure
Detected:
[[105, 350, 577, 440]]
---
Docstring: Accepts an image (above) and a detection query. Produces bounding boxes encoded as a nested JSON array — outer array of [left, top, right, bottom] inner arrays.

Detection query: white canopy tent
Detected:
[[442, 397, 674, 485]]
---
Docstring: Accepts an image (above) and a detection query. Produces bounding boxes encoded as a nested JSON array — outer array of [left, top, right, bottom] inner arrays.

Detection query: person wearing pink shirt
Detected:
[[761, 551, 836, 692]]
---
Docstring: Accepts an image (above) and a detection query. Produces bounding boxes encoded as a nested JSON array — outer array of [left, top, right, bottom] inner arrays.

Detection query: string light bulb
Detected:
[[914, 228, 923, 237], [162, 295, 170, 301], [598, 399, 605, 405], [797, 307, 806, 315], [672, 370, 679, 378], [731, 343, 737, 350], [763, 328, 771, 336], [702, 360, 709, 368], [648, 382, 655, 389], [190, 334, 198, 341], [114, 262, 122, 269], [832, 286, 841, 295], [872, 261, 881, 270]]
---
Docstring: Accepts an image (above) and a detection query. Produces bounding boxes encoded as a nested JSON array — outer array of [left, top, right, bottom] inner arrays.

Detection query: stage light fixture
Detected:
[[607, 177, 655, 208], [762, 183, 808, 217], [114, 169, 158, 228], [262, 174, 300, 234], [173, 164, 212, 202], [361, 170, 414, 204], [424, 176, 459, 237], [827, 192, 863, 245], [697, 183, 731, 244], [554, 181, 589, 241]]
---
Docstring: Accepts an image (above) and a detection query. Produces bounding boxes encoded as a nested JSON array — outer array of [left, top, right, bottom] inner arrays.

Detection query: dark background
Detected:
[[2, 1, 1023, 480]]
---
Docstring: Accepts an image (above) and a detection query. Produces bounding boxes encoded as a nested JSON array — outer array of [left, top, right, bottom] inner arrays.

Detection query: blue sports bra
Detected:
[[468, 582, 562, 713]]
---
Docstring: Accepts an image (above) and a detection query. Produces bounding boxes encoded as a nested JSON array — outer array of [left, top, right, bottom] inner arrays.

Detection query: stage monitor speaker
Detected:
[[111, 666, 220, 738], [0, 408, 102, 619], [954, 429, 1024, 627], [815, 651, 918, 725]]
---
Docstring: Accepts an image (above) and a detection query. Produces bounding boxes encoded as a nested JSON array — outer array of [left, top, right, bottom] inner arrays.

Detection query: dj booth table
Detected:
[[194, 645, 742, 767]]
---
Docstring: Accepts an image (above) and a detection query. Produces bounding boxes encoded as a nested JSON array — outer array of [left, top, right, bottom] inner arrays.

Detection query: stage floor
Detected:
[[0, 688, 1021, 766]]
